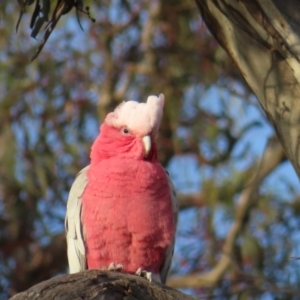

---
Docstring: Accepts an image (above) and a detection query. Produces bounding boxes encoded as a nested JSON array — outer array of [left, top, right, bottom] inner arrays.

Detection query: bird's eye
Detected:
[[121, 127, 131, 135]]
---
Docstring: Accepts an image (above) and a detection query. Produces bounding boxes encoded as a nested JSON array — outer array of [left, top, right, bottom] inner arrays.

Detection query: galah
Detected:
[[65, 94, 178, 283]]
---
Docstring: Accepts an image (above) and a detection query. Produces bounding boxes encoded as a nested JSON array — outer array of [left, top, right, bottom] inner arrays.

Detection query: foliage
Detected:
[[16, 0, 95, 60]]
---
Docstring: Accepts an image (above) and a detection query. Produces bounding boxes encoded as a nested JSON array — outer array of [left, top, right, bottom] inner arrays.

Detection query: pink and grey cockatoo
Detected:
[[65, 94, 178, 283]]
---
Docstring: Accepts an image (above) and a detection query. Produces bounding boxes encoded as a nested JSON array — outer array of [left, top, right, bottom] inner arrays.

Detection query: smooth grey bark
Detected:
[[196, 0, 300, 179]]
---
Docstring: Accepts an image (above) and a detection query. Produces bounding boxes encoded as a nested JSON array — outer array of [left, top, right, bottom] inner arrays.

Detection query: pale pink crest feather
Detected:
[[105, 94, 165, 136]]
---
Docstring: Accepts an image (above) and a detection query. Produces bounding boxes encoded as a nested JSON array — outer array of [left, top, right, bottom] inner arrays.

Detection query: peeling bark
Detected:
[[196, 0, 300, 179]]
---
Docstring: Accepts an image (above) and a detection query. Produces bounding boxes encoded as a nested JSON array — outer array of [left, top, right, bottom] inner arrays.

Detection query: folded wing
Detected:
[[159, 170, 178, 283], [65, 166, 89, 273]]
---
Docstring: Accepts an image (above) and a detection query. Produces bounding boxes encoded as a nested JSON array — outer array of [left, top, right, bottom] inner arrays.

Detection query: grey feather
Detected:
[[65, 166, 89, 273], [159, 171, 178, 283]]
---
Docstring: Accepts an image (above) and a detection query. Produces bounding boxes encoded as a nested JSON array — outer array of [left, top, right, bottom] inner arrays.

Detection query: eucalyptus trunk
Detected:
[[196, 0, 300, 178]]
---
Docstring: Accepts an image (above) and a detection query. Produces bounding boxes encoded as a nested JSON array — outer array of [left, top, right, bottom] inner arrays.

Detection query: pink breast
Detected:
[[82, 158, 175, 274]]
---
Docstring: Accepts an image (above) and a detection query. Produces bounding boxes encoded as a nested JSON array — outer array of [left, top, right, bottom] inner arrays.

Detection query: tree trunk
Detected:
[[9, 270, 196, 300], [196, 0, 300, 178]]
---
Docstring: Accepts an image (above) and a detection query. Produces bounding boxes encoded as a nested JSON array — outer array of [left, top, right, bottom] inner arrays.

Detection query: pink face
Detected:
[[91, 123, 156, 161], [90, 95, 164, 163]]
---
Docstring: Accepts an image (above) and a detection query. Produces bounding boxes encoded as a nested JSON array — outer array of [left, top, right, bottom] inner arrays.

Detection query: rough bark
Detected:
[[196, 0, 300, 179], [9, 270, 196, 300]]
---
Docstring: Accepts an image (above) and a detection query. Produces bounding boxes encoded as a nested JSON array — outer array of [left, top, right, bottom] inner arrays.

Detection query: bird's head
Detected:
[[91, 94, 164, 162]]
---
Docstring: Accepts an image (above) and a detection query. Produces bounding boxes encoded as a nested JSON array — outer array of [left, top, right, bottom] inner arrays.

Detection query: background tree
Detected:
[[1, 1, 300, 299]]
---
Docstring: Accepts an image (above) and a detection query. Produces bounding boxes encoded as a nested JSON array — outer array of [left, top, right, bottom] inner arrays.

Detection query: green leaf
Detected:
[[31, 16, 46, 39], [30, 0, 41, 29], [42, 0, 51, 21]]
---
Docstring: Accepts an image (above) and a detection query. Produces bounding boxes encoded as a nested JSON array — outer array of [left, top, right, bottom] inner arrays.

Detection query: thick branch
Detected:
[[196, 0, 300, 179], [167, 137, 284, 288], [9, 270, 196, 300]]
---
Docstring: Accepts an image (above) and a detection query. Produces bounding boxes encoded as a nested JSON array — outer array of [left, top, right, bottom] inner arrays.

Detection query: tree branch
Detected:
[[9, 270, 196, 300], [177, 192, 205, 210], [196, 0, 300, 178]]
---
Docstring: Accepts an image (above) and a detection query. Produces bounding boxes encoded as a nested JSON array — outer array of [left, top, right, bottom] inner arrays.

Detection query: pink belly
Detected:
[[82, 159, 174, 274]]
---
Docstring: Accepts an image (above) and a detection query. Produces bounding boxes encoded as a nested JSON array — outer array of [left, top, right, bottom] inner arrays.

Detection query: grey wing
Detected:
[[160, 170, 178, 284], [65, 166, 89, 273]]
